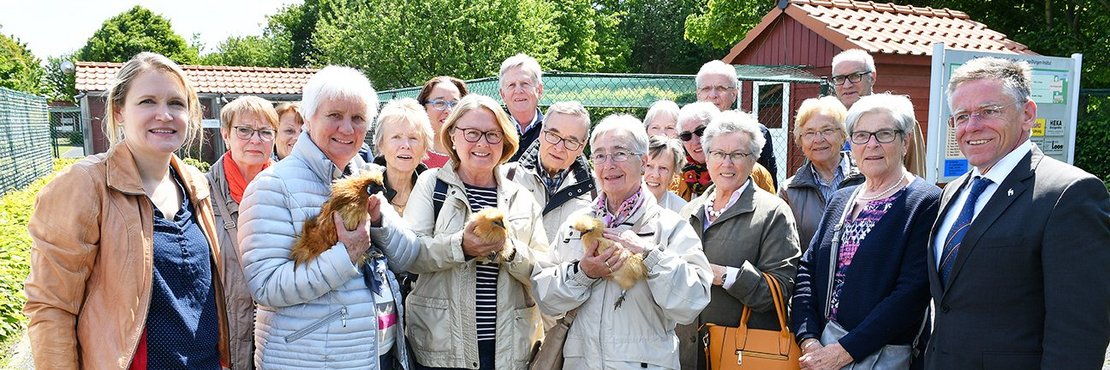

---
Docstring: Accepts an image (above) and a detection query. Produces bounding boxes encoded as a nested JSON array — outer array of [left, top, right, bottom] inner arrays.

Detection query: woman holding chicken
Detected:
[[403, 94, 548, 370], [531, 114, 713, 370]]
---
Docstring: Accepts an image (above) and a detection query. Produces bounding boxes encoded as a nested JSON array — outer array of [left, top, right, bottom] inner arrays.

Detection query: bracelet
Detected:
[[802, 339, 820, 349]]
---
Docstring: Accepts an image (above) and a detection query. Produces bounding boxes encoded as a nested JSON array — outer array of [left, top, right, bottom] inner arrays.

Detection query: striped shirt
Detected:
[[465, 184, 500, 342]]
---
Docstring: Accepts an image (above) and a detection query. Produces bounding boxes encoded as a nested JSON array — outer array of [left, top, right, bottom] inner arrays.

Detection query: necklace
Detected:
[[705, 191, 727, 219], [858, 176, 906, 201]]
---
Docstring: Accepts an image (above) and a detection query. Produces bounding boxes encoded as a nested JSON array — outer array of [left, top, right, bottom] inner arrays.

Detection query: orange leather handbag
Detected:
[[704, 273, 801, 370]]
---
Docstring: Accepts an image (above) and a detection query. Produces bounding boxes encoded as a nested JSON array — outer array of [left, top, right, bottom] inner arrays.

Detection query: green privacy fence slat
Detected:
[[0, 87, 52, 198]]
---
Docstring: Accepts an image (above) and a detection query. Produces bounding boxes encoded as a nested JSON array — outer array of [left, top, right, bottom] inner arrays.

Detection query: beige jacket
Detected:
[[206, 154, 257, 370], [24, 143, 230, 369], [403, 164, 549, 369], [502, 159, 596, 240]]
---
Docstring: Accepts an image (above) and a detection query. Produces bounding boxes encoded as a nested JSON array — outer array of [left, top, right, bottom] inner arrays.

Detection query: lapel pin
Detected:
[[1007, 188, 1014, 197]]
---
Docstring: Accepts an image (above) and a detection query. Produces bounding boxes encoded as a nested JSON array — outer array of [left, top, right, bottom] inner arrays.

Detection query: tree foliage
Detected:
[[201, 35, 287, 67], [907, 0, 1110, 87], [615, 0, 727, 73], [44, 54, 76, 102], [0, 32, 43, 94], [312, 0, 564, 89], [684, 0, 773, 50], [77, 6, 198, 64]]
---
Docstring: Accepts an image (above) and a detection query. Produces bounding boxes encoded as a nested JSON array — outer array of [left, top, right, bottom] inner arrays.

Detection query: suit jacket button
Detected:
[[940, 304, 950, 313]]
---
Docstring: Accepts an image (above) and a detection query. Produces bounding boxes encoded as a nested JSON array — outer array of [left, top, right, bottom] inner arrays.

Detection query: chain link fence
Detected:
[[0, 87, 52, 198], [376, 67, 827, 185], [49, 106, 84, 159]]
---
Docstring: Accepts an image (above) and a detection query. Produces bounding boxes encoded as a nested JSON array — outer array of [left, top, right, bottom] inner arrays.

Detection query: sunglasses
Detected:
[[677, 125, 706, 142]]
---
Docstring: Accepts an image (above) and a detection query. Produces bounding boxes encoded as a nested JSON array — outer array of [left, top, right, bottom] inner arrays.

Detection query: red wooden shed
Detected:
[[724, 0, 1035, 174]]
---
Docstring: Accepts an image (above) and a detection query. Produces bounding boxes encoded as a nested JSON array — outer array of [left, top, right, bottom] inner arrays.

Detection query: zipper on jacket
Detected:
[[285, 306, 349, 343]]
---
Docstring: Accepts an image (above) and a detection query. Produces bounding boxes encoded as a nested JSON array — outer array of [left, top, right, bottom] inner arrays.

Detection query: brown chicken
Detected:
[[572, 214, 647, 309], [468, 207, 513, 264], [290, 169, 386, 266]]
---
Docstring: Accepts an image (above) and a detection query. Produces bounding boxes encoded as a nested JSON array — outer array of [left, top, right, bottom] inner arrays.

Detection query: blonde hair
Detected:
[[275, 102, 303, 126], [440, 94, 520, 166], [374, 98, 434, 156], [105, 52, 201, 147], [220, 96, 279, 132], [793, 96, 848, 146]]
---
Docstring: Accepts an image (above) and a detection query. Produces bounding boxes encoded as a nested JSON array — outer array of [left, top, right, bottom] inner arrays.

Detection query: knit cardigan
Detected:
[[790, 177, 940, 361]]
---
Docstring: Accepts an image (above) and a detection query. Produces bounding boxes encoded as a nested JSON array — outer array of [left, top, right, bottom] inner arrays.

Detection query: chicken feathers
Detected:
[[290, 169, 386, 266], [571, 214, 647, 309], [469, 208, 513, 263]]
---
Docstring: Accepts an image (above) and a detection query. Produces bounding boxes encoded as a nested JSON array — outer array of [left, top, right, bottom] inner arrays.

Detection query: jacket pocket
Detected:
[[406, 294, 452, 353], [511, 306, 540, 365], [285, 306, 348, 343], [982, 350, 1040, 370]]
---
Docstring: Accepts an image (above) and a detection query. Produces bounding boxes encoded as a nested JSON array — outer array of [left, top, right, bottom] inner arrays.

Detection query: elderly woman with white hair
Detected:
[[677, 111, 801, 370], [237, 66, 420, 369], [403, 94, 548, 370], [373, 98, 434, 216], [791, 94, 939, 370], [532, 114, 712, 369], [645, 135, 688, 213], [779, 96, 864, 251], [645, 100, 680, 138]]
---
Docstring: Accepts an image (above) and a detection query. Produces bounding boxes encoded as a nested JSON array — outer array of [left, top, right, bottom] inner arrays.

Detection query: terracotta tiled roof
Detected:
[[75, 62, 319, 95], [728, 0, 1034, 59]]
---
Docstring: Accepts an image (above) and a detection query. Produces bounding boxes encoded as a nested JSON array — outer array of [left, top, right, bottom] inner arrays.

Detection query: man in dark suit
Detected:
[[927, 57, 1110, 369]]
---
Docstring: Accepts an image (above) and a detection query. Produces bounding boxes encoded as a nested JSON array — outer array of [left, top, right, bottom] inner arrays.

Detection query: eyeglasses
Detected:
[[697, 85, 736, 95], [452, 127, 504, 144], [950, 104, 1011, 126], [591, 151, 641, 163], [677, 125, 707, 142], [233, 126, 276, 142], [801, 128, 838, 141], [827, 71, 873, 86], [542, 130, 584, 151], [425, 99, 458, 111], [707, 150, 753, 163], [850, 129, 902, 145]]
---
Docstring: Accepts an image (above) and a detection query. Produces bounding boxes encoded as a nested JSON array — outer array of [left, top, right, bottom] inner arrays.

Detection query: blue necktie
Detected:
[[940, 176, 993, 284]]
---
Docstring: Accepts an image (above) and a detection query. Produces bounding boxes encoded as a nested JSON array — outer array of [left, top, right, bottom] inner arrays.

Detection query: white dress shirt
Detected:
[[933, 140, 1033, 267]]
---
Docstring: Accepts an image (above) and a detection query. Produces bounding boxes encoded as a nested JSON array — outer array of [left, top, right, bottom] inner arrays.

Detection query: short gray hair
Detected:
[[677, 102, 719, 128], [545, 101, 591, 137], [499, 53, 543, 86], [373, 98, 433, 152], [301, 66, 379, 123], [832, 49, 875, 73], [695, 60, 738, 88], [701, 110, 766, 159], [845, 93, 917, 136], [644, 100, 680, 126], [590, 114, 648, 155], [648, 135, 687, 170], [946, 57, 1032, 109]]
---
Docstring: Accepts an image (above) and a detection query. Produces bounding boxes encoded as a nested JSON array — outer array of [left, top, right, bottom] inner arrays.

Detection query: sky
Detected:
[[0, 0, 303, 60]]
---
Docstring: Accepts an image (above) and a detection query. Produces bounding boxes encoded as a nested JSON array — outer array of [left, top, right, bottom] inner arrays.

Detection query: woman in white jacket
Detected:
[[532, 114, 714, 369], [402, 94, 548, 370], [237, 66, 419, 369]]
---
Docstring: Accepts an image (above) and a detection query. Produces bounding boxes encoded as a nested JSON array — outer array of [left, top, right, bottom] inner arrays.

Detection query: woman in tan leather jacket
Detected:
[[23, 52, 229, 369]]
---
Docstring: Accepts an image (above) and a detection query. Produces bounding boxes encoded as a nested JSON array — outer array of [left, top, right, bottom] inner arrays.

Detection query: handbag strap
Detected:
[[825, 186, 862, 319], [735, 273, 793, 351]]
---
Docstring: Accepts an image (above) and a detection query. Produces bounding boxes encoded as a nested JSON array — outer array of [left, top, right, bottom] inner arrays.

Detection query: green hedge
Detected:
[[0, 158, 77, 345], [1075, 95, 1110, 188]]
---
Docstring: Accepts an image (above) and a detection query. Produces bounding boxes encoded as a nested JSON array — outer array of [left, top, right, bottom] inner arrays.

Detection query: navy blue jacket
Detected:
[[790, 177, 940, 361]]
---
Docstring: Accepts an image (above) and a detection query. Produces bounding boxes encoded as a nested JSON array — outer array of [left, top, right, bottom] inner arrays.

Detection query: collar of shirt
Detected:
[[540, 167, 570, 195], [972, 139, 1033, 185], [510, 108, 544, 135], [703, 179, 751, 229]]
